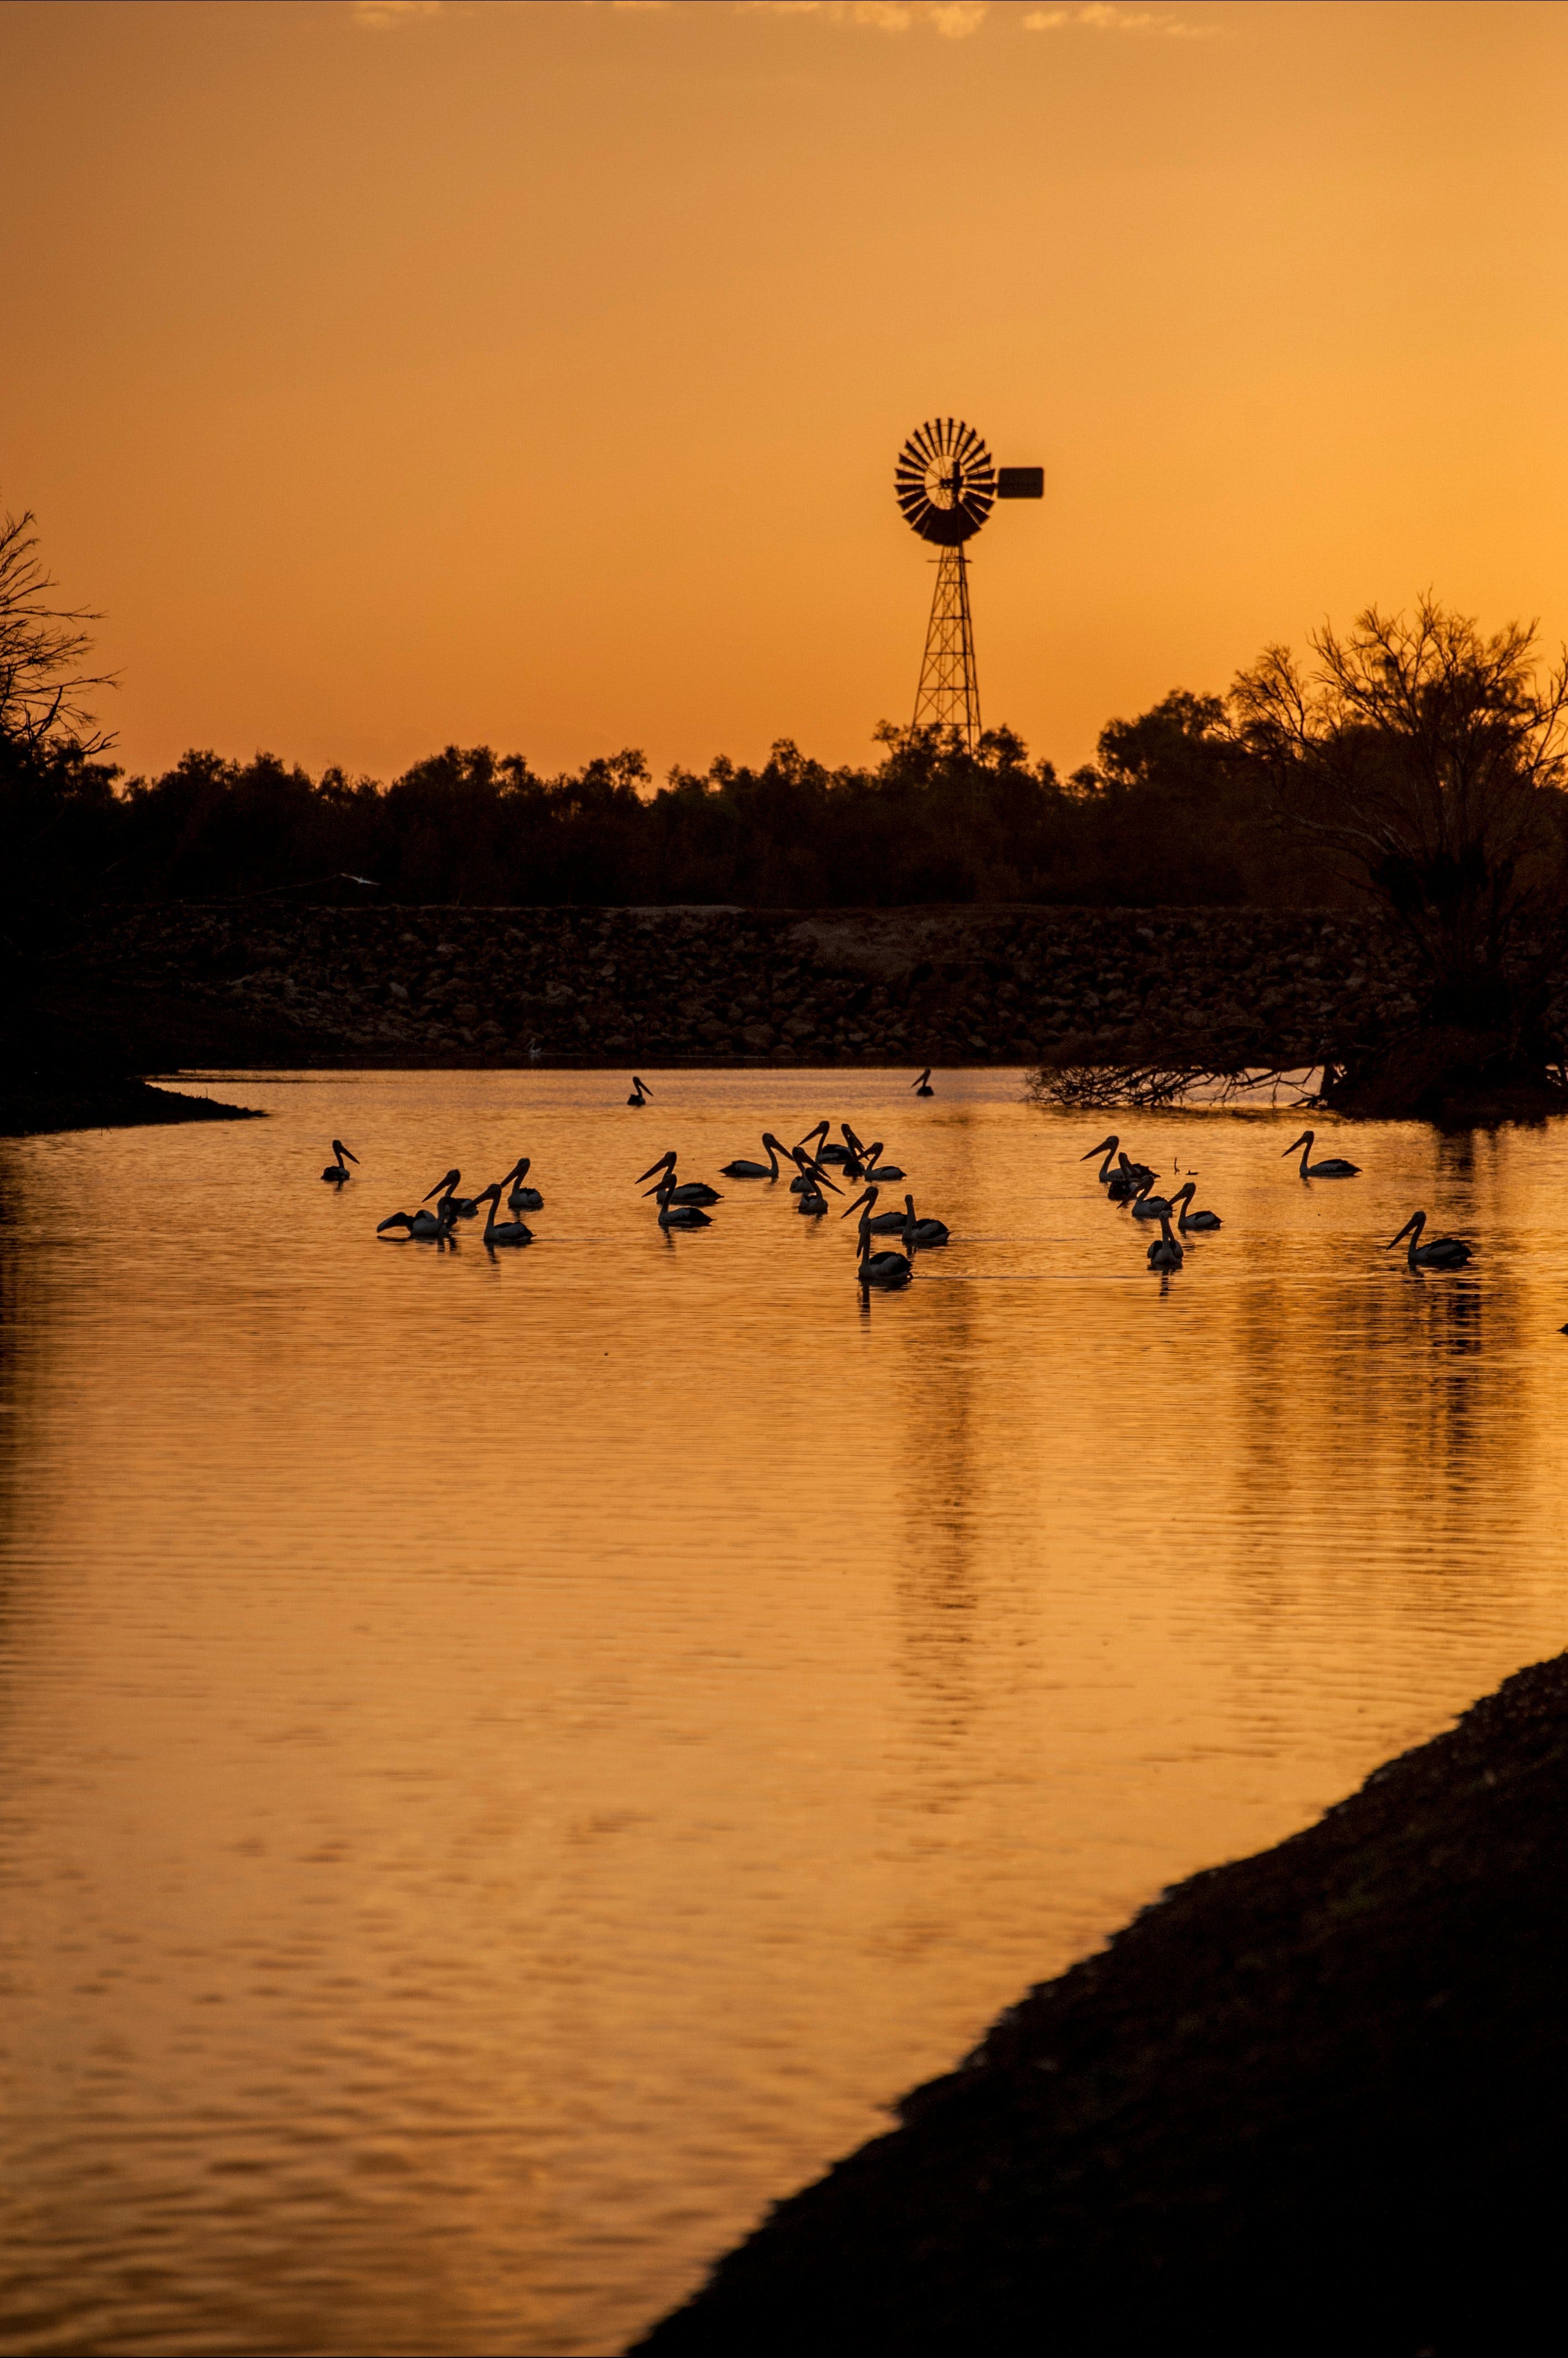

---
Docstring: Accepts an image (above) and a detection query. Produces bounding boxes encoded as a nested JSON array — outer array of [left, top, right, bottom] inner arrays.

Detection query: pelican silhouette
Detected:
[[796, 1121, 850, 1167], [861, 1143, 906, 1182], [912, 1068, 935, 1096], [1172, 1182, 1221, 1232], [477, 1183, 534, 1248], [628, 1076, 651, 1106], [505, 1158, 544, 1213], [321, 1140, 358, 1185], [1284, 1129, 1361, 1179], [1387, 1211, 1472, 1270], [651, 1170, 713, 1228], [843, 1190, 914, 1287], [377, 1201, 456, 1241], [1146, 1211, 1184, 1271], [1130, 1178, 1178, 1221], [720, 1133, 788, 1180], [638, 1151, 721, 1205], [425, 1169, 480, 1219], [901, 1194, 950, 1250]]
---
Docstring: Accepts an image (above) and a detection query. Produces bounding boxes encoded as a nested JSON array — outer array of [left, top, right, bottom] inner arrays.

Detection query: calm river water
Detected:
[[2, 1068, 1565, 2355]]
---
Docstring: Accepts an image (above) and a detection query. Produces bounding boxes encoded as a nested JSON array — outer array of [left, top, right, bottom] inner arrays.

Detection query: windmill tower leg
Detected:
[[912, 544, 981, 752]]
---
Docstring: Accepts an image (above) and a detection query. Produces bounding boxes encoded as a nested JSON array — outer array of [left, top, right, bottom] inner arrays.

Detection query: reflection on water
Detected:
[[1, 1071, 1565, 2356]]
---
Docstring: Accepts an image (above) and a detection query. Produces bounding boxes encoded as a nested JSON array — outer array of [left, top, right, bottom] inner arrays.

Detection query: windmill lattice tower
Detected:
[[894, 419, 1042, 752]]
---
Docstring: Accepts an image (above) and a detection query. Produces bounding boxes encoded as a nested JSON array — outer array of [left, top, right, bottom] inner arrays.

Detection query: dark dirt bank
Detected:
[[55, 901, 1437, 1073], [635, 1653, 1568, 2358], [2, 989, 263, 1139]]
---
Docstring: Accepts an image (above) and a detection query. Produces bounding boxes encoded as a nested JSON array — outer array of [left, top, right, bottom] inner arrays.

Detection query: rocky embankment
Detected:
[[635, 1651, 1568, 2356], [70, 902, 1430, 1068]]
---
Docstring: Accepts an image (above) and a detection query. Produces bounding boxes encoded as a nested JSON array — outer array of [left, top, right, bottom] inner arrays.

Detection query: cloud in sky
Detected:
[[352, 1, 443, 27], [734, 2, 989, 34], [1022, 3, 1214, 36]]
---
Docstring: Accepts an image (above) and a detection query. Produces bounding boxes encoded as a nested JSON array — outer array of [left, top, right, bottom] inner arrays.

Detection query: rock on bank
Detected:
[[70, 902, 1427, 1068], [634, 1654, 1568, 2357]]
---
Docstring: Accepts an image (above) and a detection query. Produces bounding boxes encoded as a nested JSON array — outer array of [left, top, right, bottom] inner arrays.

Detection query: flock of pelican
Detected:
[[320, 1077, 1474, 1283], [1082, 1127, 1474, 1274]]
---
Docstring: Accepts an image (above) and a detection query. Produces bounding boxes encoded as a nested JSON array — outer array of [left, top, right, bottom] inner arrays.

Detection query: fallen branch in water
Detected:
[[1024, 1060, 1318, 1111]]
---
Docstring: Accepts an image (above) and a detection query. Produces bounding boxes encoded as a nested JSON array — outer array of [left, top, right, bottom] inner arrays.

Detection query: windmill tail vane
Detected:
[[895, 417, 1042, 752]]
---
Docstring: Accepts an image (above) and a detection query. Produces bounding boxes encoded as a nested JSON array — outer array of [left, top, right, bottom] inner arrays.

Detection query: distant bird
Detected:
[[477, 1183, 534, 1248], [505, 1158, 544, 1214], [425, 1168, 480, 1219], [1172, 1181, 1221, 1233], [321, 1140, 358, 1185], [912, 1068, 935, 1096], [1146, 1211, 1184, 1271], [627, 1075, 652, 1106], [843, 1189, 914, 1287], [1130, 1178, 1178, 1221], [638, 1150, 721, 1205], [720, 1132, 788, 1180], [651, 1170, 713, 1229], [901, 1194, 949, 1250], [1387, 1210, 1473, 1271], [377, 1201, 456, 1241], [1284, 1128, 1361, 1179]]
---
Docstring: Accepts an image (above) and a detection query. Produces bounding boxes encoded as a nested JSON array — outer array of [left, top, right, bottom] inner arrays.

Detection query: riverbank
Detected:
[[635, 1651, 1568, 2356], [64, 902, 1432, 1071]]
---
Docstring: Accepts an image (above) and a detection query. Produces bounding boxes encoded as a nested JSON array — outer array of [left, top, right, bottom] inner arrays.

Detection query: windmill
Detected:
[[894, 418, 1042, 752]]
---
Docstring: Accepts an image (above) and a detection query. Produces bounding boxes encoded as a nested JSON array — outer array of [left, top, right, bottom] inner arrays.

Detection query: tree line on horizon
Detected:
[[8, 702, 1352, 912]]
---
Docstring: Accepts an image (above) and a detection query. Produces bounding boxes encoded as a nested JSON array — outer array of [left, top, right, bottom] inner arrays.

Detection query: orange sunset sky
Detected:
[[6, 0, 1568, 786]]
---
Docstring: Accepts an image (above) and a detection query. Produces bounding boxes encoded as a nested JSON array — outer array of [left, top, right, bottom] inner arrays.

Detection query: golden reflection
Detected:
[[2, 1073, 1567, 2357]]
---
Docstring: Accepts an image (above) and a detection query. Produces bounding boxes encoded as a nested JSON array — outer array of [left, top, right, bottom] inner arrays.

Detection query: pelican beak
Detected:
[[422, 1174, 454, 1202], [1080, 1138, 1114, 1160], [840, 1188, 874, 1220], [343, 1147, 359, 1164], [1384, 1220, 1413, 1248], [1282, 1137, 1306, 1157], [636, 1155, 673, 1184]]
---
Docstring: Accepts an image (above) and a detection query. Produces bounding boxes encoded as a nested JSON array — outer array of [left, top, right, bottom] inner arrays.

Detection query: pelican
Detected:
[[785, 1145, 841, 1205], [796, 1174, 833, 1216], [912, 1068, 935, 1097], [652, 1171, 713, 1228], [797, 1121, 850, 1167], [720, 1132, 788, 1180], [637, 1150, 722, 1205], [505, 1158, 544, 1213], [1387, 1211, 1473, 1271], [901, 1194, 950, 1250], [377, 1201, 456, 1241], [1080, 1134, 1123, 1185], [477, 1183, 534, 1248], [1284, 1129, 1361, 1179], [861, 1143, 907, 1183], [425, 1168, 480, 1219], [321, 1140, 359, 1184], [1130, 1178, 1178, 1221], [1172, 1182, 1222, 1233], [840, 1180, 906, 1234], [843, 1190, 914, 1287], [628, 1076, 651, 1106], [839, 1123, 874, 1180], [1108, 1151, 1158, 1201], [1146, 1211, 1184, 1271]]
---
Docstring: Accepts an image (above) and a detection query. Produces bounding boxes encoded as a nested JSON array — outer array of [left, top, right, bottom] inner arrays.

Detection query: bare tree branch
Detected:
[[0, 505, 117, 757]]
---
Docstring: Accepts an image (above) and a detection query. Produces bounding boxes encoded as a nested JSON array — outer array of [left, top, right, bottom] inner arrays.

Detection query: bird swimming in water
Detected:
[[638, 1151, 721, 1205], [477, 1183, 534, 1248], [1129, 1178, 1178, 1221], [912, 1068, 935, 1096], [1387, 1211, 1473, 1270], [321, 1140, 359, 1184], [377, 1200, 457, 1241], [425, 1169, 480, 1219], [901, 1194, 949, 1250], [1146, 1211, 1184, 1271], [720, 1133, 788, 1180], [1172, 1182, 1221, 1233], [861, 1143, 907, 1183], [506, 1158, 544, 1213], [651, 1170, 713, 1228], [1283, 1129, 1361, 1179], [627, 1076, 651, 1106], [842, 1189, 914, 1287]]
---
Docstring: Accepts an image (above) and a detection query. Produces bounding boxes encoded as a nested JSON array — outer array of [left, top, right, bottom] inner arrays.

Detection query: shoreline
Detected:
[[635, 1651, 1568, 2355], [0, 1078, 263, 1140]]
